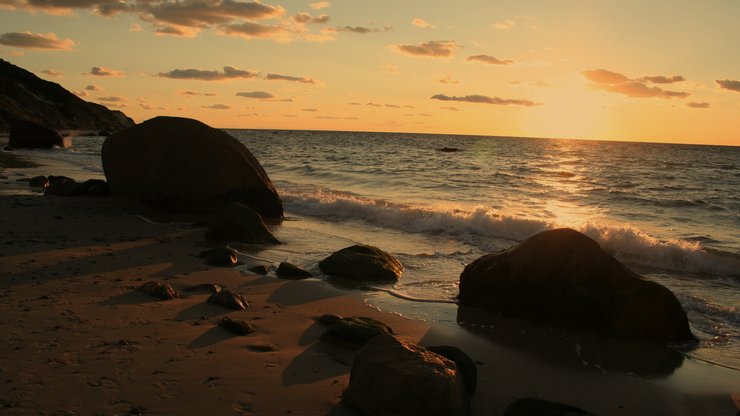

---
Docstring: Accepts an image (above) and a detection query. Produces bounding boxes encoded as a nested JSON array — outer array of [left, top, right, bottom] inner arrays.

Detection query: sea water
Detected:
[[8, 130, 740, 370]]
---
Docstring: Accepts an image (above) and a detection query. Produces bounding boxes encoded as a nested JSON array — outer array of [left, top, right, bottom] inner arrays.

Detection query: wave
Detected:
[[281, 185, 740, 279]]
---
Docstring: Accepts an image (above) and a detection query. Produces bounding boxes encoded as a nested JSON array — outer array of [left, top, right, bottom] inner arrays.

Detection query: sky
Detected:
[[1, 0, 739, 146]]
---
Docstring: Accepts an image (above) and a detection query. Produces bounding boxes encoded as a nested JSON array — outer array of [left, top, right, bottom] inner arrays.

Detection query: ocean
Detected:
[[6, 129, 740, 371]]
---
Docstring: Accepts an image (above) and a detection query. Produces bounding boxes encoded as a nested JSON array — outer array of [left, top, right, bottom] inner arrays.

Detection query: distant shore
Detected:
[[0, 148, 738, 415]]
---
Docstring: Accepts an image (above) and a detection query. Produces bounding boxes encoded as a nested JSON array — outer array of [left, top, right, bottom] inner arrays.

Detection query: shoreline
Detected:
[[1, 150, 738, 415]]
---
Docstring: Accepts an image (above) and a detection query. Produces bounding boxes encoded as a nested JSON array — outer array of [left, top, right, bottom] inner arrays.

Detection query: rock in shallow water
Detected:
[[342, 335, 470, 416], [204, 202, 279, 244], [276, 261, 312, 279], [9, 119, 64, 149], [319, 244, 403, 282], [458, 228, 695, 344]]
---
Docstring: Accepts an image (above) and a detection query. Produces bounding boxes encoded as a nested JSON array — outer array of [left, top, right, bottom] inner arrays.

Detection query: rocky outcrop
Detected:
[[9, 119, 63, 149], [0, 59, 133, 132], [458, 228, 695, 343], [205, 202, 280, 244], [101, 116, 283, 218], [319, 244, 403, 282], [342, 335, 470, 416]]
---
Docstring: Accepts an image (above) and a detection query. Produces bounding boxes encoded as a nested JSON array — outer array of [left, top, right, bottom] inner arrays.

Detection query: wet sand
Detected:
[[0, 150, 738, 415]]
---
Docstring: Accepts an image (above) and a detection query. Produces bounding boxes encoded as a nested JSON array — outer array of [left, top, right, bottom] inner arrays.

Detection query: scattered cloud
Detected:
[[467, 54, 514, 65], [98, 96, 126, 102], [582, 68, 689, 99], [348, 102, 361, 106], [220, 21, 290, 41], [129, 23, 143, 32], [411, 18, 434, 29], [640, 75, 685, 84], [2, 0, 131, 16], [85, 84, 102, 91], [327, 25, 391, 34], [431, 93, 540, 107], [177, 90, 217, 97], [302, 108, 318, 112], [292, 12, 329, 24], [236, 91, 274, 99], [437, 75, 460, 84], [493, 19, 515, 30], [310, 1, 329, 10], [686, 102, 710, 109], [0, 31, 74, 50], [202, 104, 231, 109], [716, 79, 740, 93], [8, 50, 25, 57], [392, 40, 461, 58], [86, 66, 124, 77], [139, 0, 284, 30], [159, 66, 256, 81], [385, 104, 401, 109], [265, 73, 316, 83], [315, 115, 358, 120], [41, 69, 63, 77], [366, 102, 381, 107], [74, 90, 88, 97]]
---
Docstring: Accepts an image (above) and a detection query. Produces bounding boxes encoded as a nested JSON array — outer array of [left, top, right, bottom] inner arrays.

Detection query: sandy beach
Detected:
[[1, 150, 738, 415]]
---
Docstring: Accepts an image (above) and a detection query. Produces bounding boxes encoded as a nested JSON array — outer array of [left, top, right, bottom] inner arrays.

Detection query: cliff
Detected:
[[0, 59, 134, 133]]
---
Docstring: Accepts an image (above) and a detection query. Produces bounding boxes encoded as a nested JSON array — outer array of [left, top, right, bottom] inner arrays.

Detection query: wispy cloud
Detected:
[[41, 69, 63, 77], [431, 93, 539, 107], [202, 103, 231, 109], [441, 106, 460, 111], [265, 73, 317, 84], [437, 75, 460, 84], [411, 18, 434, 29], [0, 31, 74, 50], [582, 68, 689, 99], [177, 89, 217, 97], [98, 96, 126, 102], [639, 75, 685, 84], [139, 0, 284, 31], [309, 1, 329, 10], [86, 66, 124, 77], [716, 79, 740, 93], [85, 84, 102, 91], [686, 102, 710, 109], [159, 66, 256, 81], [467, 54, 514, 65], [493, 19, 515, 30], [220, 21, 290, 42], [327, 25, 391, 34], [292, 12, 329, 24], [236, 91, 278, 100], [392, 40, 461, 58]]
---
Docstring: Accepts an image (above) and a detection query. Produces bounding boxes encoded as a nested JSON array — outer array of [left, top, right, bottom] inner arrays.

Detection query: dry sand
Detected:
[[1, 152, 738, 415]]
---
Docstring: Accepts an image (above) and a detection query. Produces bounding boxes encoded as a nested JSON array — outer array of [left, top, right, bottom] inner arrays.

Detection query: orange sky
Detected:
[[1, 0, 739, 146]]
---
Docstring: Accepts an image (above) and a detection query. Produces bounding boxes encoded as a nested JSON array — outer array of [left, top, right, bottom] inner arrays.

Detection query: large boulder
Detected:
[[101, 116, 283, 218], [319, 244, 404, 282], [458, 228, 694, 343], [205, 202, 280, 244], [342, 335, 470, 416], [9, 119, 64, 149]]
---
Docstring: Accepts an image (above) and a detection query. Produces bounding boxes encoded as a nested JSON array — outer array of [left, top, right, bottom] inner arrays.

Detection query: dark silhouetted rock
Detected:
[[427, 345, 477, 394], [247, 265, 270, 275], [137, 281, 179, 300], [458, 228, 695, 343], [45, 177, 109, 197], [205, 202, 280, 244], [28, 175, 48, 187], [317, 313, 343, 326], [198, 247, 239, 267], [322, 317, 393, 347], [0, 59, 133, 132], [342, 335, 470, 416], [276, 261, 312, 279], [219, 317, 255, 335], [9, 119, 63, 149], [247, 343, 279, 352], [101, 116, 283, 217], [319, 244, 404, 282], [502, 398, 597, 416], [185, 283, 222, 294], [207, 290, 248, 310]]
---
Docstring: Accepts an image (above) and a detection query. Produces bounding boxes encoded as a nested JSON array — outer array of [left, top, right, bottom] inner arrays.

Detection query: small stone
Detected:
[[207, 290, 248, 310], [185, 283, 222, 293], [247, 343, 279, 352], [322, 317, 393, 347], [198, 247, 239, 267], [276, 261, 312, 279], [247, 265, 270, 275], [137, 281, 179, 300], [219, 317, 256, 335]]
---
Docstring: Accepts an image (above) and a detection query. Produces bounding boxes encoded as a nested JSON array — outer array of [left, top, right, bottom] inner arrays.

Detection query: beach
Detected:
[[1, 145, 739, 415]]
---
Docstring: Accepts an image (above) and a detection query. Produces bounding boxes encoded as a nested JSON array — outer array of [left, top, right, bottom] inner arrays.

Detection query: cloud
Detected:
[[202, 103, 230, 109], [74, 90, 88, 97], [328, 25, 391, 34], [440, 106, 459, 111], [86, 66, 124, 77], [139, 0, 284, 29], [3, 0, 130, 16], [431, 93, 540, 107], [178, 89, 217, 97], [366, 102, 381, 107], [129, 23, 143, 32], [467, 54, 514, 65], [159, 65, 256, 81], [265, 73, 316, 84], [302, 108, 318, 112], [686, 102, 710, 109], [292, 12, 329, 24], [85, 84, 102, 91], [41, 69, 63, 77], [315, 116, 358, 120], [236, 91, 274, 99], [640, 75, 685, 84], [385, 104, 400, 108], [220, 21, 290, 41], [0, 31, 74, 50], [493, 19, 515, 30], [309, 1, 329, 10], [716, 79, 740, 93], [437, 75, 460, 84], [98, 96, 126, 102], [392, 40, 461, 58], [411, 18, 434, 29], [582, 68, 689, 99]]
